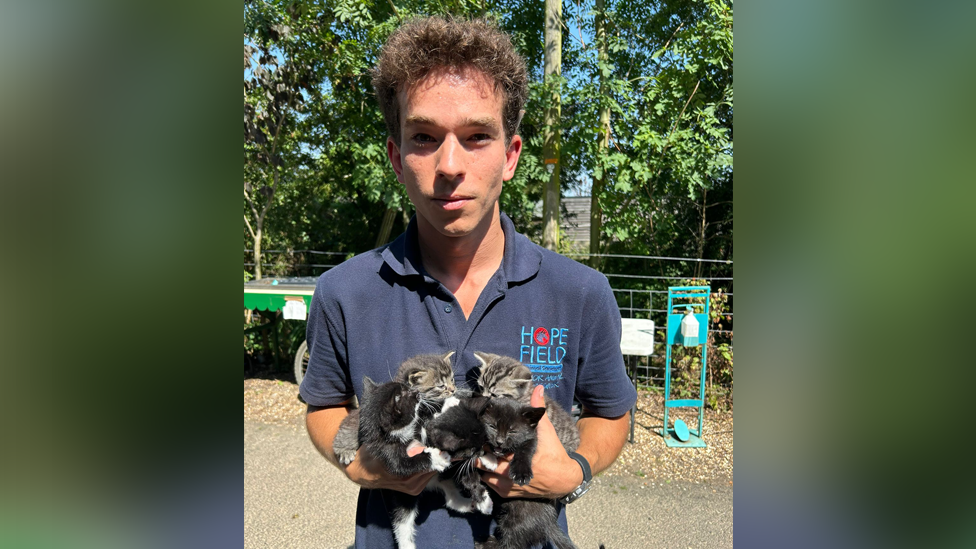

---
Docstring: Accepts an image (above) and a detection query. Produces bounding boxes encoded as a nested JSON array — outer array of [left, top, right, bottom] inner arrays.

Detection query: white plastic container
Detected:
[[680, 308, 700, 346]]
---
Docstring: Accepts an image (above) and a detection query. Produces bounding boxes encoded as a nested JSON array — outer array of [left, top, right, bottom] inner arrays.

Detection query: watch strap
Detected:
[[568, 452, 592, 482], [559, 452, 592, 504]]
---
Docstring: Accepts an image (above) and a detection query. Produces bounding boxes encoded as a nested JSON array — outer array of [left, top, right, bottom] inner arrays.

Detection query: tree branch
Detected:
[[244, 187, 260, 222], [259, 107, 289, 225], [244, 213, 255, 239]]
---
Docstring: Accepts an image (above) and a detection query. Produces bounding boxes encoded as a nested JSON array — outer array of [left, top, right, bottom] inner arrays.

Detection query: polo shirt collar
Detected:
[[380, 212, 542, 285]]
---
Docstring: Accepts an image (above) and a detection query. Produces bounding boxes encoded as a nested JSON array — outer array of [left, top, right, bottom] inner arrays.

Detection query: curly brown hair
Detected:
[[371, 16, 528, 146]]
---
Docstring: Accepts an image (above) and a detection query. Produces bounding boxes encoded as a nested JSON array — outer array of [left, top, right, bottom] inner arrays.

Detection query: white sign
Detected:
[[282, 299, 307, 320]]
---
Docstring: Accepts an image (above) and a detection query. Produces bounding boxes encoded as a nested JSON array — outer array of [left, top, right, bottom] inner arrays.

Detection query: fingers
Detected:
[[400, 471, 437, 496], [405, 442, 425, 457], [530, 384, 545, 407], [475, 453, 513, 471], [480, 470, 514, 497]]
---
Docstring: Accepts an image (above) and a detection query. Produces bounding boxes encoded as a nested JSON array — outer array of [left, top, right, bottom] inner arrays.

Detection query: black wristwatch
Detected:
[[559, 452, 592, 504]]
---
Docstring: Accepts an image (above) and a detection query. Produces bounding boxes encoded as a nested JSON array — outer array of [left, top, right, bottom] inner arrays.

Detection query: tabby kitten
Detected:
[[474, 351, 581, 453], [333, 352, 457, 465]]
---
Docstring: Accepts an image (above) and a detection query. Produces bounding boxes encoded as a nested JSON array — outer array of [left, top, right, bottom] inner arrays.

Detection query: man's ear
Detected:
[[387, 136, 404, 183], [502, 134, 522, 181]]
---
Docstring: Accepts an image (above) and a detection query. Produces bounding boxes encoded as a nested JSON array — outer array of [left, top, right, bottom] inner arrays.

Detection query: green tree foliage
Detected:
[[243, 0, 732, 276]]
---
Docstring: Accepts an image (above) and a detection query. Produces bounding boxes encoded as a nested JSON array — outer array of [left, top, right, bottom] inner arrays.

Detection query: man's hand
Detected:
[[342, 446, 437, 496], [476, 385, 583, 499], [306, 404, 435, 496]]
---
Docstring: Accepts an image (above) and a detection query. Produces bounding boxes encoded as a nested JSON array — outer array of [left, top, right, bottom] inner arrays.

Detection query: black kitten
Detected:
[[477, 397, 579, 549], [425, 395, 493, 514]]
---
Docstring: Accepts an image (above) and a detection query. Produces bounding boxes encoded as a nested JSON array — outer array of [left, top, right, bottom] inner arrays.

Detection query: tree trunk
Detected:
[[375, 207, 397, 248], [542, 0, 562, 251], [590, 0, 610, 270], [695, 188, 707, 279], [253, 226, 263, 280]]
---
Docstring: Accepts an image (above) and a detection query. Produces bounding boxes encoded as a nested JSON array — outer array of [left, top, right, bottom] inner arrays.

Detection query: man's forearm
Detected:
[[306, 403, 352, 470], [575, 411, 631, 475]]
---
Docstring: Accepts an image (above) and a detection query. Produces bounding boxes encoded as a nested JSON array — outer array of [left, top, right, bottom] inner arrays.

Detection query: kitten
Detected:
[[424, 395, 494, 515], [355, 376, 452, 549], [356, 377, 451, 476], [473, 352, 582, 549], [477, 397, 579, 549], [333, 352, 457, 465], [474, 351, 581, 454]]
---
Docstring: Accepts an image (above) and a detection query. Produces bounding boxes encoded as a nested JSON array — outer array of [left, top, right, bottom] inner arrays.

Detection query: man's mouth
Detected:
[[433, 196, 472, 211]]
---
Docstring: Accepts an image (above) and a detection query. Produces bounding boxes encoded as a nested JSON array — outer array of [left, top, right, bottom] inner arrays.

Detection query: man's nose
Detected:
[[435, 135, 464, 180]]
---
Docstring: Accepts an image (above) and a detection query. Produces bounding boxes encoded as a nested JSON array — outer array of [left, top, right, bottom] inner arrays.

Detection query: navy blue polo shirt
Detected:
[[301, 213, 636, 548]]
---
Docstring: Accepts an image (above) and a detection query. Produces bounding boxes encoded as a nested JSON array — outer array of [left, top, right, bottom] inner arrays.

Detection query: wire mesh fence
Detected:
[[245, 248, 733, 401]]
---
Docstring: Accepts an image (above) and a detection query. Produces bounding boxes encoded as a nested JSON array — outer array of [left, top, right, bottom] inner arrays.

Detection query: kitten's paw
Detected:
[[440, 396, 460, 413], [425, 448, 451, 472], [474, 491, 493, 515], [510, 465, 533, 486], [444, 495, 474, 514], [336, 449, 356, 465], [479, 454, 498, 471]]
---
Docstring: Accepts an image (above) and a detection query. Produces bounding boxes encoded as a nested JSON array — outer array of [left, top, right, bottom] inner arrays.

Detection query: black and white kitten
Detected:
[[333, 352, 456, 465], [354, 376, 453, 549], [424, 395, 494, 515], [356, 377, 452, 476]]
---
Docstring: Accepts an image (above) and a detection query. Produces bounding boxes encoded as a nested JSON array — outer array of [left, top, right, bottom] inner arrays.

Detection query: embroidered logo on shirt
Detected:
[[520, 325, 568, 389]]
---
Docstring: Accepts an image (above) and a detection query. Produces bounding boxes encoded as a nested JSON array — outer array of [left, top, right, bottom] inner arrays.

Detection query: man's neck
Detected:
[[415, 211, 505, 298]]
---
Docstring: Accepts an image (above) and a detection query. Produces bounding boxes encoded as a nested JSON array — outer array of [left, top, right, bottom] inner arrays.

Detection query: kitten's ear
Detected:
[[441, 351, 455, 364], [522, 406, 547, 427], [408, 371, 425, 386], [467, 396, 491, 415], [473, 351, 494, 368], [362, 376, 378, 396]]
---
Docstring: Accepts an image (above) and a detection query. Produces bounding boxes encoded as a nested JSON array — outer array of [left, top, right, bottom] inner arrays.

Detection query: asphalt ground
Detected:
[[244, 420, 733, 548]]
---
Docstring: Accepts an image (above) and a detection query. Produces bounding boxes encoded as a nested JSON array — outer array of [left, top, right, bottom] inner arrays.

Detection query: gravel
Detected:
[[243, 378, 733, 484]]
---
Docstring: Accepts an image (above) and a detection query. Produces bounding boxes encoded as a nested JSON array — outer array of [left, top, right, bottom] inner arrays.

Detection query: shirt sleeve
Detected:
[[574, 277, 638, 418], [299, 276, 355, 407]]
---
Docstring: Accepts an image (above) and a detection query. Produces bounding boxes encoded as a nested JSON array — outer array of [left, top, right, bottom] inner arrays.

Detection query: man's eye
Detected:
[[470, 133, 491, 142], [411, 133, 436, 144]]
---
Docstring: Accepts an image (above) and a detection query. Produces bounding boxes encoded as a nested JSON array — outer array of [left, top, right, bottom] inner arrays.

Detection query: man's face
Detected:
[[387, 68, 522, 239]]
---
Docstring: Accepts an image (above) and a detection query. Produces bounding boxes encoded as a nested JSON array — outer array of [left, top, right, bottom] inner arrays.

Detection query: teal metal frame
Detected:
[[661, 286, 710, 448]]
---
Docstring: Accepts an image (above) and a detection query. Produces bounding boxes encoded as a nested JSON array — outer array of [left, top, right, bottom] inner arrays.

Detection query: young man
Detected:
[[300, 16, 637, 548]]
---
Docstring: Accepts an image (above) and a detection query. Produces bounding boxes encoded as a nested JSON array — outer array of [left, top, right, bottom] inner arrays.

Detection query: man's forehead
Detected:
[[397, 67, 503, 118]]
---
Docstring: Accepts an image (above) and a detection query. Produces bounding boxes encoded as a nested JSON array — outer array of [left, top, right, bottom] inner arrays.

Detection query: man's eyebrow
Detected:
[[403, 115, 500, 130]]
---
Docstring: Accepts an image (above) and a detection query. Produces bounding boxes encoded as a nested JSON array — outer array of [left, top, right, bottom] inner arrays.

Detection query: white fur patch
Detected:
[[435, 396, 460, 417], [428, 477, 475, 513], [479, 454, 498, 471], [392, 506, 418, 549], [425, 448, 451, 472], [475, 491, 493, 515], [389, 402, 422, 442]]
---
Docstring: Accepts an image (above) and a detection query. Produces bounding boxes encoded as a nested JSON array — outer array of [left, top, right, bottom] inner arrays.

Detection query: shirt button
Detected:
[[444, 305, 453, 313]]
